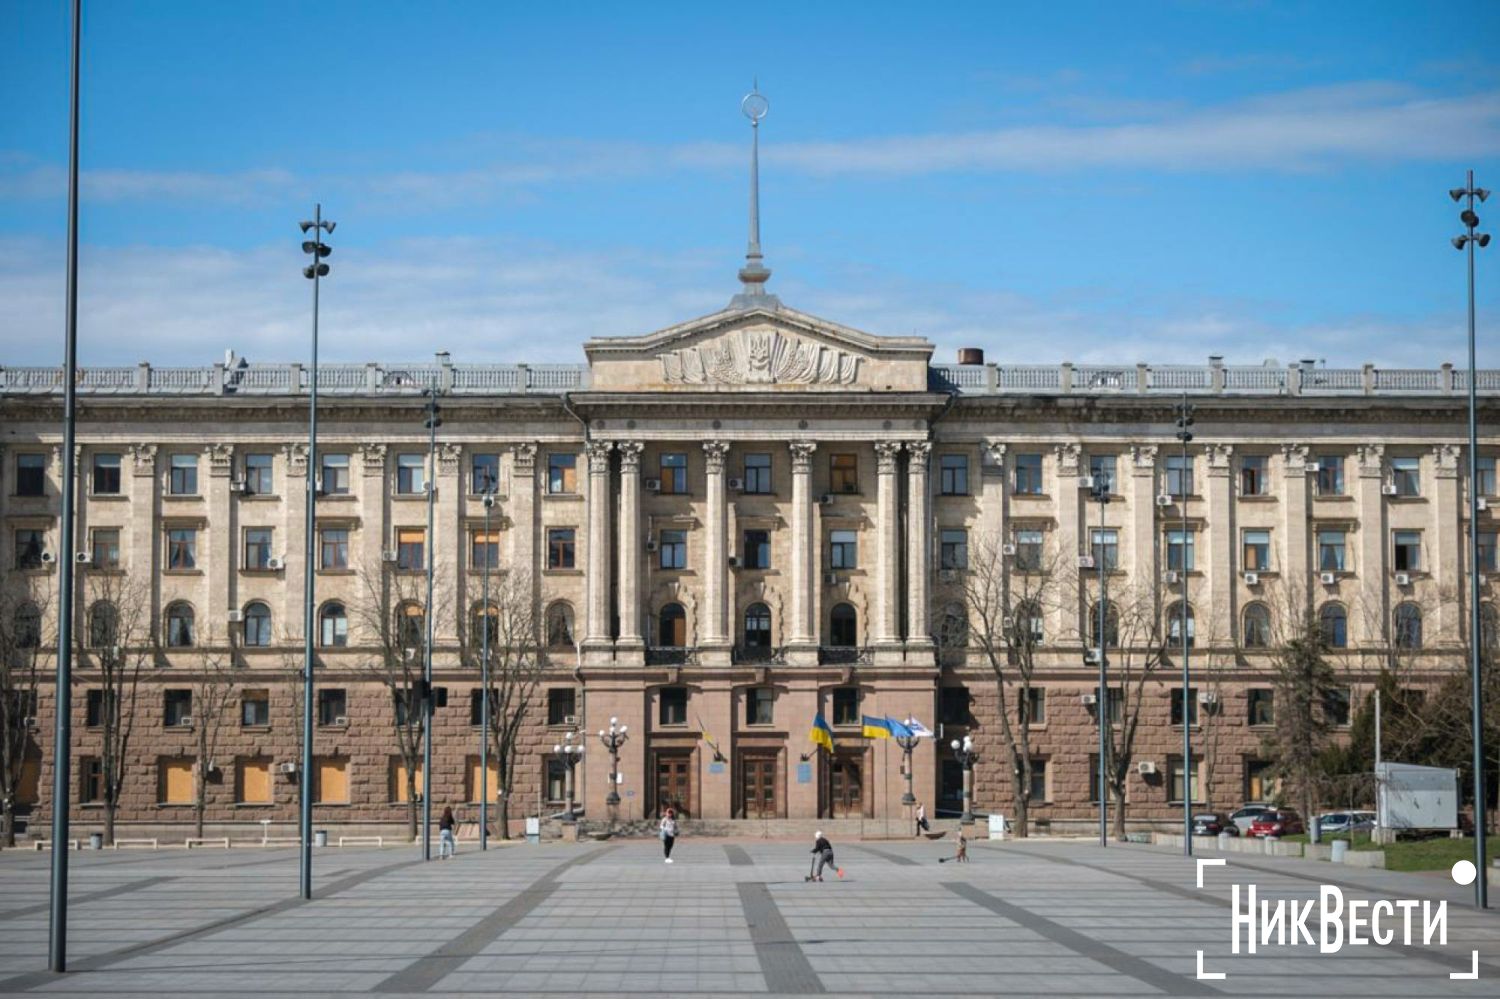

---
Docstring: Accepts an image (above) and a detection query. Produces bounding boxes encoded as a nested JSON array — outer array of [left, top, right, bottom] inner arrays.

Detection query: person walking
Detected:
[[659, 807, 678, 863], [915, 802, 929, 836], [438, 806, 457, 860], [954, 828, 968, 864], [809, 830, 841, 881]]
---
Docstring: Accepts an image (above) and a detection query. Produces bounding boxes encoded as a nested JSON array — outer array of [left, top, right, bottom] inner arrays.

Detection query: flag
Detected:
[[886, 716, 914, 739], [696, 714, 725, 762], [904, 717, 935, 739], [861, 715, 892, 740], [810, 713, 834, 753]]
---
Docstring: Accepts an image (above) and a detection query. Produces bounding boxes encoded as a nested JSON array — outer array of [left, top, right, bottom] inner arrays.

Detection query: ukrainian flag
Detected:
[[810, 713, 834, 753], [861, 715, 892, 740], [886, 716, 914, 739]]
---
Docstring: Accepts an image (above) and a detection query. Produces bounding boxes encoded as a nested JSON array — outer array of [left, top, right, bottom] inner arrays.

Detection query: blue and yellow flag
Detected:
[[861, 715, 892, 740], [886, 716, 914, 740], [810, 713, 834, 753]]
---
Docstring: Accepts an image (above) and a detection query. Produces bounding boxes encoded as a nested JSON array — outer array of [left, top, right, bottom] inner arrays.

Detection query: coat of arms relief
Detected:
[[657, 329, 861, 386]]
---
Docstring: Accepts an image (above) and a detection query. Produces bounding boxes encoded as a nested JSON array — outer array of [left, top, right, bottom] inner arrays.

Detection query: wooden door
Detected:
[[829, 755, 863, 818], [655, 753, 691, 818], [741, 755, 777, 818]]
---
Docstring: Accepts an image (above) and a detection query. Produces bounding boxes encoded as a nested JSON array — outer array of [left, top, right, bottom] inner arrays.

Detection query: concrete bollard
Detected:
[[1217, 831, 1231, 850], [1331, 840, 1348, 863]]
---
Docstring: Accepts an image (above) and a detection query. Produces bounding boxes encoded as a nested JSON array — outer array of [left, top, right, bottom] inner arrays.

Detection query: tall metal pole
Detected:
[[1177, 396, 1195, 857], [47, 0, 83, 972], [480, 490, 492, 851], [1094, 482, 1109, 847], [422, 383, 439, 860]]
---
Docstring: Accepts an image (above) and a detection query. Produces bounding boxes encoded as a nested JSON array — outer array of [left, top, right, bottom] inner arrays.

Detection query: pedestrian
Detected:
[[915, 802, 930, 836], [808, 830, 842, 881], [955, 828, 968, 864], [438, 806, 457, 860], [659, 807, 678, 863]]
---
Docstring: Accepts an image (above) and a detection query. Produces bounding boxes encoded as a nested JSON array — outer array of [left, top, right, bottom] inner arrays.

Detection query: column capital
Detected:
[[1357, 443, 1385, 478], [1279, 443, 1311, 472], [586, 439, 615, 468], [906, 440, 932, 467], [437, 441, 463, 474], [982, 440, 1007, 472], [1053, 442, 1080, 476], [360, 443, 388, 476], [1433, 442, 1462, 478], [790, 440, 817, 471], [1130, 443, 1159, 473], [206, 443, 235, 478], [874, 441, 903, 473], [511, 442, 538, 474], [616, 441, 644, 471], [282, 442, 309, 477], [129, 443, 158, 477], [702, 440, 731, 472], [1205, 442, 1234, 474]]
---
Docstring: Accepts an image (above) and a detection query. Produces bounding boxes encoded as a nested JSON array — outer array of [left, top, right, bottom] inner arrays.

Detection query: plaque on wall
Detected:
[[796, 763, 812, 784], [708, 761, 726, 775]]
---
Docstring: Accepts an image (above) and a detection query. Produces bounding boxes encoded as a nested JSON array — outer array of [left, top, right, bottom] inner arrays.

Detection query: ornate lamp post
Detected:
[[553, 731, 584, 823], [949, 734, 979, 823], [598, 717, 629, 808], [895, 726, 920, 806]]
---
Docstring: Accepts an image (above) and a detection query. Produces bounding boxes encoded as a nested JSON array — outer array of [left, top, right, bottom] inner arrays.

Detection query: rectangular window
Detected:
[[1242, 530, 1271, 572], [468, 755, 500, 804], [14, 529, 45, 570], [1014, 454, 1043, 495], [547, 688, 577, 726], [1088, 454, 1117, 494], [319, 453, 350, 495], [1480, 532, 1498, 573], [396, 454, 426, 495], [659, 686, 688, 726], [389, 757, 425, 803], [660, 453, 687, 494], [832, 687, 859, 726], [1089, 754, 1103, 805], [830, 453, 858, 494], [1393, 530, 1422, 572], [238, 758, 273, 804], [1168, 755, 1201, 804], [167, 528, 197, 570], [548, 453, 577, 494], [164, 689, 192, 727], [1165, 454, 1194, 497], [1478, 457, 1497, 497], [1245, 760, 1278, 802], [80, 756, 103, 803], [1022, 687, 1046, 726], [244, 527, 273, 570], [314, 757, 350, 804], [1170, 688, 1199, 727], [1090, 529, 1119, 571], [1014, 529, 1044, 571], [939, 455, 969, 496], [1028, 759, 1049, 803], [746, 687, 774, 726], [396, 528, 425, 571], [1165, 529, 1195, 572], [1315, 456, 1345, 496], [548, 528, 576, 569], [320, 527, 349, 569], [940, 529, 968, 570], [1325, 687, 1351, 727], [743, 529, 770, 570], [1391, 457, 1420, 497], [92, 453, 121, 495], [16, 454, 46, 496], [241, 690, 270, 726], [1240, 456, 1268, 496], [469, 689, 498, 727], [1317, 529, 1347, 572], [830, 529, 858, 569], [317, 688, 347, 726], [939, 685, 970, 726], [743, 453, 772, 494], [471, 453, 500, 494], [159, 758, 194, 804], [1102, 686, 1123, 725], [471, 529, 500, 570], [85, 689, 112, 728], [1247, 688, 1275, 726], [545, 758, 567, 803], [660, 529, 687, 570], [169, 453, 198, 495], [244, 453, 274, 496]]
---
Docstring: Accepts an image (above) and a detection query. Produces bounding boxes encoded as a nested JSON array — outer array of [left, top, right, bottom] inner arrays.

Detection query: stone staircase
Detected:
[[573, 816, 965, 841]]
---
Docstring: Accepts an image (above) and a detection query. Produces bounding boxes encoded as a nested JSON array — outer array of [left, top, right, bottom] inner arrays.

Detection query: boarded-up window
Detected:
[[18, 756, 40, 804], [238, 758, 273, 804], [159, 758, 194, 804], [467, 755, 500, 804], [314, 756, 350, 804], [389, 757, 424, 803]]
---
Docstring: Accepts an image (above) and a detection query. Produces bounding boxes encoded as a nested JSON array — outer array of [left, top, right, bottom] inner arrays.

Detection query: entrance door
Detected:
[[741, 755, 777, 818], [829, 754, 863, 818], [655, 753, 692, 818]]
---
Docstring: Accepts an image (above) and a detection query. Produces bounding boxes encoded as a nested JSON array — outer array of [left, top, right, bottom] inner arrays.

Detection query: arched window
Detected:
[[1319, 602, 1348, 649], [243, 602, 272, 647], [165, 602, 195, 648], [471, 602, 499, 648], [1242, 603, 1271, 649], [1394, 602, 1423, 649], [829, 603, 857, 647], [397, 602, 424, 651], [1089, 600, 1119, 648], [938, 602, 968, 649], [546, 602, 575, 649], [13, 602, 41, 650], [1014, 600, 1045, 646], [743, 603, 771, 649], [320, 602, 348, 647], [1482, 603, 1499, 652], [1166, 601, 1196, 649], [658, 603, 687, 647], [88, 601, 118, 648]]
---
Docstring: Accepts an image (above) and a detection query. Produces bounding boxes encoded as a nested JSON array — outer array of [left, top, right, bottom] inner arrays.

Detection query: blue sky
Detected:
[[2, 0, 1498, 367]]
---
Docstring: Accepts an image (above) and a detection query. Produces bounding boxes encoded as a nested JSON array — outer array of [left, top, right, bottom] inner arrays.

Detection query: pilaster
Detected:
[[1355, 443, 1387, 645], [787, 440, 818, 663], [1433, 443, 1462, 642], [1280, 444, 1312, 593], [583, 439, 615, 658], [701, 440, 732, 664], [615, 442, 644, 652], [874, 441, 904, 653], [905, 441, 933, 649], [509, 444, 539, 641], [1205, 443, 1234, 641], [206, 444, 235, 638]]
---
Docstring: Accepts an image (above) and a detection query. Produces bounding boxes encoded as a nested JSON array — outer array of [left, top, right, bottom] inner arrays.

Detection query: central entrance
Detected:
[[739, 753, 778, 819], [828, 753, 864, 818], [654, 752, 692, 818]]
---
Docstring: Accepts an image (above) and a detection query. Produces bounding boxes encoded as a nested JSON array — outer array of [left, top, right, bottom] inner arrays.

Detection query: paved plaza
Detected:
[[1, 836, 1498, 997]]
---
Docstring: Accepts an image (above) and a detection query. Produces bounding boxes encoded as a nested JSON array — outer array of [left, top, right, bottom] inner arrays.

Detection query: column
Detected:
[[1280, 443, 1312, 584], [583, 439, 614, 655], [788, 441, 818, 659], [1355, 444, 1386, 646], [701, 441, 731, 660], [508, 443, 539, 639], [1128, 445, 1158, 582], [874, 441, 903, 650], [1054, 443, 1083, 633], [282, 442, 309, 642], [1205, 443, 1235, 642], [206, 444, 235, 636], [1432, 444, 1462, 641], [905, 441, 933, 649], [615, 442, 644, 651], [436, 442, 463, 642]]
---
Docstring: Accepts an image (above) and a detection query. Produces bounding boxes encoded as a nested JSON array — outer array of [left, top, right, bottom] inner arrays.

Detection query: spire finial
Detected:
[[731, 81, 779, 310]]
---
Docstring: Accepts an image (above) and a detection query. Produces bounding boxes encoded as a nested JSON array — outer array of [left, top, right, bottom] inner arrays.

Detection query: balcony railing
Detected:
[[732, 645, 787, 665], [927, 361, 1499, 397], [818, 645, 873, 666], [645, 646, 698, 666]]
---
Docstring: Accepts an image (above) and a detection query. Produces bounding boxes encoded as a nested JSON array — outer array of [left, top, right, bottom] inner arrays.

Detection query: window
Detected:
[[830, 453, 858, 494], [244, 527, 273, 570], [164, 689, 192, 727], [660, 453, 687, 494], [547, 528, 576, 569], [88, 602, 118, 648], [743, 529, 770, 570], [1393, 530, 1421, 572], [1320, 603, 1348, 648], [92, 453, 121, 495], [165, 603, 195, 648], [1167, 602, 1195, 649], [244, 453, 273, 496], [471, 603, 498, 647], [1478, 457, 1497, 497], [471, 529, 500, 570], [743, 603, 771, 649], [80, 756, 103, 803], [1394, 603, 1422, 649], [1014, 529, 1044, 571], [14, 529, 45, 570], [1088, 454, 1117, 494], [397, 604, 424, 650], [319, 453, 350, 495], [546, 603, 575, 648], [169, 453, 198, 495], [1317, 529, 1347, 572], [1091, 602, 1120, 649], [1022, 687, 1046, 726], [832, 687, 859, 726], [1479, 532, 1498, 573], [471, 453, 500, 494], [320, 527, 349, 569], [1242, 530, 1271, 571], [238, 758, 273, 804], [1015, 600, 1045, 646], [941, 759, 964, 811], [939, 686, 971, 726], [660, 529, 687, 570], [1028, 759, 1049, 803], [85, 689, 112, 727], [13, 603, 40, 649], [547, 453, 577, 494], [746, 687, 774, 726], [314, 757, 350, 804], [1248, 688, 1275, 726], [1170, 688, 1199, 726], [91, 528, 120, 569], [545, 758, 567, 803], [940, 455, 969, 495], [829, 529, 858, 570], [468, 755, 499, 804], [388, 757, 425, 803], [1242, 603, 1272, 649], [940, 529, 968, 570], [1168, 756, 1201, 804], [1245, 760, 1278, 801], [937, 603, 968, 649], [1165, 454, 1193, 497], [1325, 687, 1351, 727], [658, 603, 686, 647], [659, 686, 687, 726], [1165, 529, 1195, 572], [243, 602, 272, 647], [547, 688, 576, 726], [1486, 604, 1500, 650], [242, 690, 270, 726], [1089, 529, 1118, 571], [167, 527, 197, 570], [744, 453, 772, 494], [1014, 453, 1043, 495], [1391, 457, 1421, 497], [829, 603, 857, 646], [396, 454, 425, 495], [397, 528, 425, 571], [159, 758, 194, 804], [16, 454, 45, 496], [1240, 455, 1268, 496], [470, 689, 499, 727], [1315, 456, 1345, 496], [320, 602, 348, 647], [317, 688, 347, 726]]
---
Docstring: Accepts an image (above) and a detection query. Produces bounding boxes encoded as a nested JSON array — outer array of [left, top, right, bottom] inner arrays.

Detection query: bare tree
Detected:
[[189, 624, 237, 838], [1178, 594, 1234, 810], [1262, 577, 1342, 823], [0, 582, 50, 846], [77, 572, 152, 845]]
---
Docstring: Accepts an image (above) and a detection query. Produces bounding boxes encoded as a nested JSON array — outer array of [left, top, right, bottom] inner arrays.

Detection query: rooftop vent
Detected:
[[957, 347, 985, 365]]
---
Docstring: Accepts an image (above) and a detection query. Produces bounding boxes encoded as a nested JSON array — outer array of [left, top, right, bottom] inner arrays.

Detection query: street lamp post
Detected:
[[949, 734, 978, 824], [298, 205, 334, 899], [421, 382, 442, 860], [598, 717, 629, 812], [554, 732, 584, 823], [1175, 396, 1195, 858], [895, 727, 920, 807], [479, 489, 495, 851], [1090, 477, 1112, 847], [1451, 171, 1492, 909]]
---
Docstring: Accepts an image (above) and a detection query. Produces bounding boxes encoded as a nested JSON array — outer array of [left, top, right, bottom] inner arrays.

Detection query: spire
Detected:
[[731, 81, 780, 311]]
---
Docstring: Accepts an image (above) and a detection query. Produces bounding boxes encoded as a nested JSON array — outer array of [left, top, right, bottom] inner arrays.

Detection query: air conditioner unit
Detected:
[[727, 477, 744, 491], [1077, 554, 1095, 569], [381, 550, 398, 562], [1162, 570, 1180, 585], [1381, 483, 1398, 496], [563, 714, 578, 725], [333, 715, 348, 727], [1080, 693, 1098, 706], [1199, 691, 1220, 705], [824, 571, 841, 585], [1395, 572, 1412, 586], [644, 478, 662, 492], [226, 609, 244, 623], [1001, 543, 1017, 556], [819, 494, 835, 506], [266, 556, 285, 570], [1243, 572, 1260, 586], [178, 716, 194, 728], [1156, 495, 1173, 507], [75, 551, 91, 564], [1136, 760, 1158, 776], [1479, 497, 1489, 511], [728, 555, 741, 568], [1078, 475, 1095, 489], [23, 716, 38, 730], [1305, 463, 1320, 474], [1001, 616, 1014, 629], [39, 552, 56, 565], [1083, 649, 1101, 666], [644, 539, 659, 553], [278, 762, 298, 775], [1320, 571, 1338, 585]]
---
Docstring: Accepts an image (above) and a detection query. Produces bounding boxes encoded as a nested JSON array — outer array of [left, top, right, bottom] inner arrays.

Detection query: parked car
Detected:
[[1191, 812, 1239, 836], [1316, 811, 1377, 835], [1229, 804, 1273, 833], [1247, 809, 1305, 838]]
